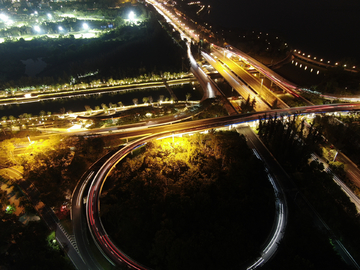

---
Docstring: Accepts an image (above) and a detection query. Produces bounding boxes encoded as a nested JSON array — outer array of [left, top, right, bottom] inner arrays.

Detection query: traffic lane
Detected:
[[236, 126, 287, 268], [201, 52, 271, 111], [335, 152, 360, 188], [80, 103, 360, 144], [211, 49, 289, 109], [16, 104, 360, 153], [0, 167, 22, 180], [55, 224, 88, 270], [217, 45, 302, 98], [72, 152, 119, 270], [239, 129, 360, 269]]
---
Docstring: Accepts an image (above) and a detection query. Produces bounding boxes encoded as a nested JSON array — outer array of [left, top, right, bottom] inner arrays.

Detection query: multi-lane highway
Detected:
[[218, 44, 302, 98], [210, 47, 289, 109], [201, 51, 271, 111]]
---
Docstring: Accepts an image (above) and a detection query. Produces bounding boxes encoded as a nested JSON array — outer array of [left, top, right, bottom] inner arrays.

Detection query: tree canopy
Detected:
[[101, 131, 275, 269]]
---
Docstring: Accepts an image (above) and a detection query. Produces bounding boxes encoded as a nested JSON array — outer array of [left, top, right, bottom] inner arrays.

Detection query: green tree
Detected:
[[142, 96, 149, 104], [101, 103, 108, 113], [1, 140, 15, 164]]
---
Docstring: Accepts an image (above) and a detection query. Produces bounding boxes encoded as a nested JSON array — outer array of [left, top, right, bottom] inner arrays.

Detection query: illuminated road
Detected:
[[201, 51, 272, 111], [75, 103, 360, 269], [65, 1, 360, 269], [220, 45, 360, 103], [86, 126, 283, 270], [0, 77, 195, 107], [142, 1, 301, 104], [310, 153, 360, 212], [186, 42, 238, 115], [143, 0, 359, 109], [146, 0, 199, 42], [71, 152, 120, 270], [293, 51, 358, 73], [237, 127, 287, 269], [219, 44, 302, 98], [210, 47, 289, 109], [336, 152, 360, 191]]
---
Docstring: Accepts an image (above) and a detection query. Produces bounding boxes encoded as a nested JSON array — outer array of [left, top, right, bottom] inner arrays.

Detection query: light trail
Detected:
[[77, 171, 94, 206]]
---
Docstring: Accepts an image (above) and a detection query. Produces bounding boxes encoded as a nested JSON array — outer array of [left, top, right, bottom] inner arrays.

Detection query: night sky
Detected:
[[205, 0, 360, 61]]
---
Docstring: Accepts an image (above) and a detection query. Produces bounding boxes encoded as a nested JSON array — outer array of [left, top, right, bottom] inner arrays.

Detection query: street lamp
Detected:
[[128, 11, 136, 22], [0, 13, 9, 22]]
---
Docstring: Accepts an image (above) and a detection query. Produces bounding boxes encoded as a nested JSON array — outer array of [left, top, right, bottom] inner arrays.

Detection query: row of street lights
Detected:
[[33, 23, 89, 33]]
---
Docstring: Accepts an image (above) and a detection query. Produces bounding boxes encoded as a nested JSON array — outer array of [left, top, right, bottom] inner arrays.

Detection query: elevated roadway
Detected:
[[293, 51, 358, 73], [217, 44, 302, 97], [201, 51, 271, 111], [186, 43, 238, 115], [85, 124, 284, 270], [210, 47, 289, 109]]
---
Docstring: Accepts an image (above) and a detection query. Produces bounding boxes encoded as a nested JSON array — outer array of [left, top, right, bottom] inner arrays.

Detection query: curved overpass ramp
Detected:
[[82, 103, 360, 269]]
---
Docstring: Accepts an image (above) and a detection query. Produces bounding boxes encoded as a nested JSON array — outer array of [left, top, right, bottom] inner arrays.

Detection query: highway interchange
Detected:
[[67, 1, 360, 269], [70, 103, 360, 270], [2, 0, 359, 269]]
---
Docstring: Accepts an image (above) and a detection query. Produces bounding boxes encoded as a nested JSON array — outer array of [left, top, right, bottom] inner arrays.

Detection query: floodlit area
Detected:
[[0, 9, 142, 44], [67, 124, 83, 131]]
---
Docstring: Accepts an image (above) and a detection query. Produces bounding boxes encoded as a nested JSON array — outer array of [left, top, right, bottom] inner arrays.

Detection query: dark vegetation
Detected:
[[258, 114, 323, 170], [313, 113, 360, 166], [87, 102, 186, 129], [278, 63, 360, 95], [258, 114, 360, 268], [312, 66, 360, 95], [0, 176, 73, 270], [313, 113, 360, 198], [192, 97, 229, 119], [101, 131, 275, 269], [20, 135, 111, 207]]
